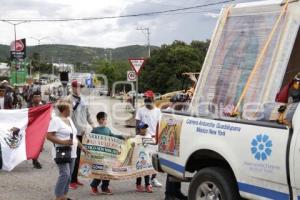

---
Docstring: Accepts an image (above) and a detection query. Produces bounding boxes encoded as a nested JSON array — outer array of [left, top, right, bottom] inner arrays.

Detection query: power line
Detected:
[[0, 0, 234, 23]]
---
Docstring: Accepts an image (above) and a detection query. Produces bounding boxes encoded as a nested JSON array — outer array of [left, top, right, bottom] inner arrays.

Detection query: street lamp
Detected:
[[0, 20, 28, 84]]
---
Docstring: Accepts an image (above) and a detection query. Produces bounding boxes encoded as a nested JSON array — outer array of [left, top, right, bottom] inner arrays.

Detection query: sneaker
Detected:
[[76, 180, 84, 186], [145, 185, 153, 193], [151, 178, 162, 187], [90, 187, 100, 195], [101, 188, 113, 195], [136, 185, 144, 192], [69, 183, 77, 190]]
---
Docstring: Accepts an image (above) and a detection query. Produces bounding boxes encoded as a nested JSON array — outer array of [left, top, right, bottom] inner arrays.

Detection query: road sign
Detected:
[[127, 71, 137, 81], [128, 58, 145, 75], [10, 38, 26, 60]]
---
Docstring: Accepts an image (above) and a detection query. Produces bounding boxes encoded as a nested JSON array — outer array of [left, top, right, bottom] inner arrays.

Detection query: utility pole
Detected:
[[137, 27, 151, 57]]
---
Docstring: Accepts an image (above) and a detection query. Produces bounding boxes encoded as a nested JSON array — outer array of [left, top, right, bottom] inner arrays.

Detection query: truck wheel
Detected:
[[188, 167, 240, 200]]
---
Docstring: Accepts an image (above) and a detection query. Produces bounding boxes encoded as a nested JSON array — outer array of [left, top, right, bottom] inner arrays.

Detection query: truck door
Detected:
[[282, 26, 300, 199]]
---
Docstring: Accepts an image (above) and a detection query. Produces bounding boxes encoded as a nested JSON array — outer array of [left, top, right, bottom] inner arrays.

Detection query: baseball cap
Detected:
[[144, 90, 155, 98], [137, 121, 149, 129], [71, 80, 84, 88]]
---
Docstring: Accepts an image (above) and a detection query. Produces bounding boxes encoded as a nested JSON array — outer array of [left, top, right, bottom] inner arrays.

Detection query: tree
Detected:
[[90, 60, 131, 90], [30, 52, 41, 73], [83, 40, 210, 94], [139, 40, 209, 94], [29, 52, 55, 75]]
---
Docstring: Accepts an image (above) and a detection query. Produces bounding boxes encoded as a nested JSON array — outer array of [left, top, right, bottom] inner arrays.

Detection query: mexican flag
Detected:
[[0, 104, 52, 171]]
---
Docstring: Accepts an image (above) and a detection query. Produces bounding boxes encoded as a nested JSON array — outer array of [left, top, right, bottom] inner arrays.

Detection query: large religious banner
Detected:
[[79, 133, 156, 180], [192, 9, 288, 115]]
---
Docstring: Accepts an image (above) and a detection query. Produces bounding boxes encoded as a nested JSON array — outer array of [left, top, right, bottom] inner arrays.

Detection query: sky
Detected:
[[0, 0, 261, 48]]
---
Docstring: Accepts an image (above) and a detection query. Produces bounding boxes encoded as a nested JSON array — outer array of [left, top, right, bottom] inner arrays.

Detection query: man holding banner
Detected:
[[68, 80, 95, 189]]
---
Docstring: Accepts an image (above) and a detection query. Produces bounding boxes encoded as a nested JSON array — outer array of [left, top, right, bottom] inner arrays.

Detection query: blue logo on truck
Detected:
[[251, 134, 272, 161]]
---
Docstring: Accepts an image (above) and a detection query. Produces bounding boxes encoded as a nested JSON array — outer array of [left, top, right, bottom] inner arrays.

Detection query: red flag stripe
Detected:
[[25, 104, 52, 159]]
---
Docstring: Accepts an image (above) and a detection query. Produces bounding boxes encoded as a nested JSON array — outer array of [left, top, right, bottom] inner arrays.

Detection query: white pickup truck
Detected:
[[152, 1, 300, 200]]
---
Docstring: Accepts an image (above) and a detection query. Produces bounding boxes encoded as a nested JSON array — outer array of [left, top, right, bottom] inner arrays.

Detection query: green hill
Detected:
[[0, 44, 158, 63]]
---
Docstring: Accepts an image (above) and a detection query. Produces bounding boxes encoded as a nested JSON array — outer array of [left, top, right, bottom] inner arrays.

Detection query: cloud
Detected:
[[0, 0, 261, 48], [0, 0, 69, 18], [117, 0, 221, 46]]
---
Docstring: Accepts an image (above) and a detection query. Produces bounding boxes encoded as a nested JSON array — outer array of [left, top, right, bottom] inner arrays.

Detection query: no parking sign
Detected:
[[127, 71, 137, 81]]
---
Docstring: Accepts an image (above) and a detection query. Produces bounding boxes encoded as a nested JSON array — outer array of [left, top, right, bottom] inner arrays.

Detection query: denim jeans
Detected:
[[55, 158, 75, 197]]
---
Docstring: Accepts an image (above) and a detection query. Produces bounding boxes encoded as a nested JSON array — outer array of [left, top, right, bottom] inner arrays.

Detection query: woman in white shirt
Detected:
[[47, 101, 88, 200]]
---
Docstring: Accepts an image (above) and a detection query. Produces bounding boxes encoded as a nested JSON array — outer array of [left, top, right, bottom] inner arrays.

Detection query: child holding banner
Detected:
[[90, 112, 128, 195], [135, 121, 154, 193]]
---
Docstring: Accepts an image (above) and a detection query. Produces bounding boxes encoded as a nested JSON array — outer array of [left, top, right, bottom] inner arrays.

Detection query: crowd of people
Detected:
[[0, 80, 45, 168], [0, 79, 188, 200], [46, 81, 188, 200], [44, 85, 67, 102]]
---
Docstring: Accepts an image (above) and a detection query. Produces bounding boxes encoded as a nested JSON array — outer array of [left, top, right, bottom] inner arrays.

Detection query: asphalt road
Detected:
[[0, 92, 189, 200]]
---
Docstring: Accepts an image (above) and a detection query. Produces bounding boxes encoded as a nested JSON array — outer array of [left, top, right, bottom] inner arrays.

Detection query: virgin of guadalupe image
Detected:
[[211, 17, 259, 111], [159, 122, 178, 156], [167, 125, 177, 155]]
